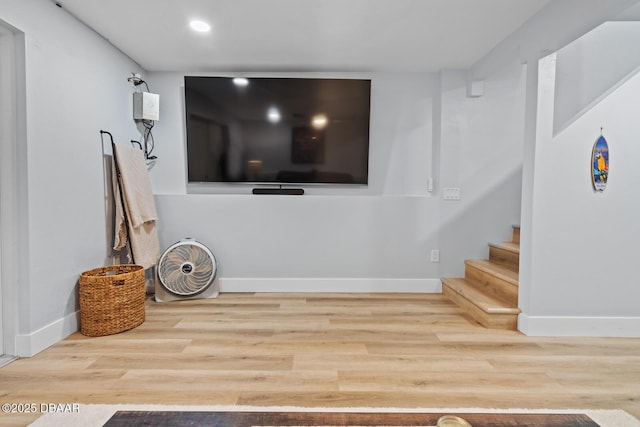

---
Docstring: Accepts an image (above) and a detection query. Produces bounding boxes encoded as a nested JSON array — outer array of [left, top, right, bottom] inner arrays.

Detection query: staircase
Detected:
[[442, 225, 521, 330]]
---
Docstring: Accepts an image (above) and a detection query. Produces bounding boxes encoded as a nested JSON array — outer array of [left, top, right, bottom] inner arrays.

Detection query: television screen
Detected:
[[184, 76, 371, 185]]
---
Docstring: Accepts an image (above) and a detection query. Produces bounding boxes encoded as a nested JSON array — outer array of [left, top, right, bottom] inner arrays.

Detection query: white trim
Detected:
[[16, 311, 79, 357], [219, 278, 442, 293], [518, 312, 640, 337], [0, 22, 20, 358], [0, 23, 11, 358]]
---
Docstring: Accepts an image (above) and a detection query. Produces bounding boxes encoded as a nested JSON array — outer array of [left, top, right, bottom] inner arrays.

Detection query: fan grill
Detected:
[[158, 241, 216, 296]]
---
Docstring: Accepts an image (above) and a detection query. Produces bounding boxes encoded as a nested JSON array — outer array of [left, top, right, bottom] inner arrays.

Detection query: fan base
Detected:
[[154, 277, 219, 302]]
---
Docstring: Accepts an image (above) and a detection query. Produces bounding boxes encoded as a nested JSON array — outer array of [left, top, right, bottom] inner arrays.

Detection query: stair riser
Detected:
[[512, 227, 520, 244], [443, 284, 518, 330], [489, 245, 519, 268], [465, 265, 518, 306]]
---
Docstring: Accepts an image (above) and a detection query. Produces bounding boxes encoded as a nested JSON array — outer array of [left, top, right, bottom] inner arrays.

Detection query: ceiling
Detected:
[[55, 0, 552, 73]]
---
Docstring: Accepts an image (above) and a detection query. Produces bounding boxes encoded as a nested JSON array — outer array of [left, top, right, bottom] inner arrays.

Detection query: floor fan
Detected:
[[155, 238, 219, 302]]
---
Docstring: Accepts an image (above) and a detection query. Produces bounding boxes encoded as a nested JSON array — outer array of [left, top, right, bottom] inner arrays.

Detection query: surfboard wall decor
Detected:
[[591, 134, 609, 192]]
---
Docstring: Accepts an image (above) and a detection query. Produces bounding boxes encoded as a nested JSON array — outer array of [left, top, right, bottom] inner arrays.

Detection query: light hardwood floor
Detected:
[[1, 293, 639, 426]]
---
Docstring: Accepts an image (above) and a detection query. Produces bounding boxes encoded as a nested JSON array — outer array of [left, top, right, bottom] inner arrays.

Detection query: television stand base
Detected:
[[252, 187, 304, 195]]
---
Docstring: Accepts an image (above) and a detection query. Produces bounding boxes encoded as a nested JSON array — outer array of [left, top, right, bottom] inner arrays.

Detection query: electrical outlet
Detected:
[[430, 249, 440, 263]]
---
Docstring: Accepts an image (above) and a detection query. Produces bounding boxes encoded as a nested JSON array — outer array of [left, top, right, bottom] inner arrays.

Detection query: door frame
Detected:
[[0, 21, 25, 358]]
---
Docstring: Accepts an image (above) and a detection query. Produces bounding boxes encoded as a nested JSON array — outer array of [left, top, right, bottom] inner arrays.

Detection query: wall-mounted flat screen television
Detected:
[[184, 76, 371, 185]]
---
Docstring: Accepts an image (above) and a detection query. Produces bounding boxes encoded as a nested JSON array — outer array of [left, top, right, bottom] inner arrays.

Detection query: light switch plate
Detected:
[[443, 187, 461, 200]]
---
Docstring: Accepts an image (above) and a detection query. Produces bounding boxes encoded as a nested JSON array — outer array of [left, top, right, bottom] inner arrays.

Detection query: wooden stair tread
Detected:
[[443, 278, 520, 315], [465, 259, 518, 285], [442, 226, 521, 330], [489, 241, 520, 253]]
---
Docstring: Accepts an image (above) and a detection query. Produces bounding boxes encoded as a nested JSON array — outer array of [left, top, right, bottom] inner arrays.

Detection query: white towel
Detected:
[[112, 143, 158, 227], [112, 144, 160, 269]]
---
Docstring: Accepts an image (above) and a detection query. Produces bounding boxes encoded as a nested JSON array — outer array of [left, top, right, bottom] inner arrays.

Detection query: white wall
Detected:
[[519, 50, 640, 336], [437, 65, 525, 277], [149, 71, 444, 291], [146, 64, 526, 292], [466, 0, 640, 337], [0, 0, 142, 355], [470, 0, 640, 81], [155, 195, 443, 292], [553, 22, 640, 134]]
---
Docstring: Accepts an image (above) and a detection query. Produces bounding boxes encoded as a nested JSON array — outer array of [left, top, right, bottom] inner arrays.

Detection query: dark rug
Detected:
[[104, 410, 600, 426]]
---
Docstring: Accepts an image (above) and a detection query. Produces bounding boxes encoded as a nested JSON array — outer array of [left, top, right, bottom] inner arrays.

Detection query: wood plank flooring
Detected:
[[1, 293, 639, 426]]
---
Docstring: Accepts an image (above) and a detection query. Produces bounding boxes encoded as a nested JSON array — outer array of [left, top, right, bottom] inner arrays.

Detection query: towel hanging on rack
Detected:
[[112, 142, 160, 269]]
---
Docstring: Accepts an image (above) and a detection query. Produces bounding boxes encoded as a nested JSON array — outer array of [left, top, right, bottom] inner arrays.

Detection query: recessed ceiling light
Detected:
[[189, 20, 211, 33]]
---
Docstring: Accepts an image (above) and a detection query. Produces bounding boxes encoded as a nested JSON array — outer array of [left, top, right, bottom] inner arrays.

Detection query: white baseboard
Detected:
[[518, 313, 640, 337], [16, 311, 79, 357], [219, 278, 443, 293]]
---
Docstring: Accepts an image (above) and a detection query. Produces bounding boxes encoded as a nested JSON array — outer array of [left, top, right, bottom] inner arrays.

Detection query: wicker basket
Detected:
[[79, 264, 146, 337]]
